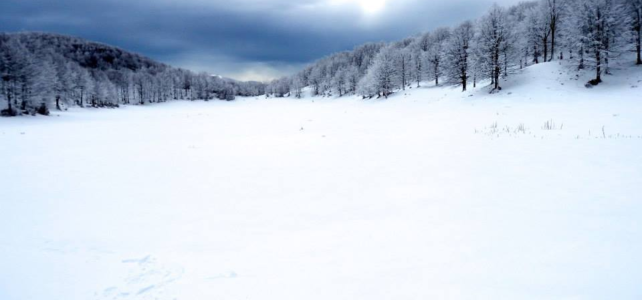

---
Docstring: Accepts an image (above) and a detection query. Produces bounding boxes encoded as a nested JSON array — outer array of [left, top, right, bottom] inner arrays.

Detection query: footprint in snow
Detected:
[[136, 285, 156, 295], [97, 255, 183, 299], [122, 255, 151, 265], [206, 271, 238, 280]]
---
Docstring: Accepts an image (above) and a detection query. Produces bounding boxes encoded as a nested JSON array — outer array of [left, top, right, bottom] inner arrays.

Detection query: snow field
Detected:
[[1, 62, 641, 300]]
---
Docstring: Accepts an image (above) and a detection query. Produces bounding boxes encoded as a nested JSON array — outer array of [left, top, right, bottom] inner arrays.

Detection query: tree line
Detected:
[[0, 32, 266, 116], [267, 0, 642, 99]]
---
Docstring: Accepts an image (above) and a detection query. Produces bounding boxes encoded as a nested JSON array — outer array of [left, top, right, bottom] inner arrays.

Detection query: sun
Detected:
[[330, 0, 387, 15], [356, 0, 386, 14]]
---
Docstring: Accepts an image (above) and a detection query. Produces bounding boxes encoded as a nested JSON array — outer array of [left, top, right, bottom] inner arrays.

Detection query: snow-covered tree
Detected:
[[622, 0, 642, 64], [71, 66, 93, 107], [476, 4, 514, 91], [394, 48, 412, 90], [267, 77, 291, 98], [545, 0, 563, 61], [524, 6, 551, 64], [417, 32, 431, 52], [0, 38, 28, 115], [291, 75, 304, 99], [309, 66, 325, 96], [344, 65, 360, 94], [410, 49, 424, 87], [333, 67, 347, 96], [51, 61, 73, 110], [445, 20, 476, 91], [0, 32, 265, 116], [568, 0, 624, 84], [358, 46, 397, 98], [426, 28, 451, 86]]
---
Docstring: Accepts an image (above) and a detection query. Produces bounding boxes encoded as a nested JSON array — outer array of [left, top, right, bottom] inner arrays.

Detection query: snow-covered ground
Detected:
[[1, 62, 642, 300]]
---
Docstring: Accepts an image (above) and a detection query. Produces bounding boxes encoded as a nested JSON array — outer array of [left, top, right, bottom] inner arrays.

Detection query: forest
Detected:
[[267, 0, 642, 99], [2, 0, 641, 116], [0, 32, 266, 116]]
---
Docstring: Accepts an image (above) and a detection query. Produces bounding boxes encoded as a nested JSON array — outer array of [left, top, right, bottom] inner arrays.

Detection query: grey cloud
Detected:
[[0, 0, 524, 81]]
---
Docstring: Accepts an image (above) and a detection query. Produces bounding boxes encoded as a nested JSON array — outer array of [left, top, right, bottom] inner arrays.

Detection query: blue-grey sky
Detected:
[[1, 0, 521, 81]]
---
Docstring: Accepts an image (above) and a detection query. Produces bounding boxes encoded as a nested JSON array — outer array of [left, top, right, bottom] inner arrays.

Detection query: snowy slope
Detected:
[[1, 61, 641, 300]]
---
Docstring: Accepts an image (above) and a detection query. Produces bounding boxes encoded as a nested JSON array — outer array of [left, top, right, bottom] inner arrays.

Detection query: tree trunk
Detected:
[[4, 80, 12, 113], [504, 52, 508, 78], [56, 96, 61, 111], [434, 63, 439, 86], [543, 37, 549, 62], [550, 22, 556, 62], [634, 9, 642, 65], [595, 50, 602, 84], [6, 89, 12, 112], [494, 49, 501, 90], [578, 47, 584, 70], [550, 32, 555, 62], [635, 23, 642, 65]]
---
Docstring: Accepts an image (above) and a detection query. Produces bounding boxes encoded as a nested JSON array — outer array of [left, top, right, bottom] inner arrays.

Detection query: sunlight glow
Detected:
[[331, 0, 387, 15], [356, 0, 386, 14]]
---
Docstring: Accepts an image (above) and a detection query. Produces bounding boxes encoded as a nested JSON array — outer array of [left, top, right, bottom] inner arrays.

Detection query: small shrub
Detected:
[[1, 108, 18, 117], [516, 123, 526, 134], [542, 120, 563, 131], [587, 78, 602, 87], [489, 122, 498, 133], [37, 103, 50, 116]]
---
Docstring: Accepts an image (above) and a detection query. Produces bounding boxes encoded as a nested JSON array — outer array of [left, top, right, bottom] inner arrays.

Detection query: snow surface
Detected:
[[1, 62, 642, 300]]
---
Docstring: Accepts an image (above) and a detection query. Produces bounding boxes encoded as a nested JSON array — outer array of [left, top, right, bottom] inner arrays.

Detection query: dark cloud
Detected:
[[0, 0, 522, 81]]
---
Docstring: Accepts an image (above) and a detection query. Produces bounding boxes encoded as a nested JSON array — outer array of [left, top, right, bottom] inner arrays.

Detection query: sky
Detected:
[[0, 0, 522, 82]]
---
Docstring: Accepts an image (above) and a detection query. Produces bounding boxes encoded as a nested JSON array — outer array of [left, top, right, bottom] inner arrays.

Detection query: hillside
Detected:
[[11, 32, 169, 72], [1, 60, 641, 300], [266, 0, 642, 103], [0, 32, 266, 116]]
